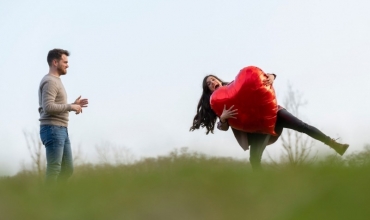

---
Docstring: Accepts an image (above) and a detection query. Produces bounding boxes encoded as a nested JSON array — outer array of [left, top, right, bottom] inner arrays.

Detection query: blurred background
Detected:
[[1, 0, 370, 176]]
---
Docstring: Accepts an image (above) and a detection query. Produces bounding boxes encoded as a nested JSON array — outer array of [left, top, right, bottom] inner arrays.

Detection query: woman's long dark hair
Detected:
[[189, 75, 228, 134]]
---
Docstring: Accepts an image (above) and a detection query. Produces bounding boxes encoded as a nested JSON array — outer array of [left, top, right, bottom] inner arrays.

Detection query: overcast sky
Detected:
[[1, 0, 370, 176]]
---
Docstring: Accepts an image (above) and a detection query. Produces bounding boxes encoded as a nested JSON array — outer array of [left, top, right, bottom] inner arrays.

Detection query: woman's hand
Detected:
[[263, 74, 275, 86], [220, 105, 238, 123]]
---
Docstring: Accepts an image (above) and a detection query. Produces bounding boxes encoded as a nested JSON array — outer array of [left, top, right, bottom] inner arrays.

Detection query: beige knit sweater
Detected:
[[38, 74, 72, 127]]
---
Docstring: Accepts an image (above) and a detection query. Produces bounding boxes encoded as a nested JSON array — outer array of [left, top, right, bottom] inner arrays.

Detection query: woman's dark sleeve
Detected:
[[217, 120, 230, 131]]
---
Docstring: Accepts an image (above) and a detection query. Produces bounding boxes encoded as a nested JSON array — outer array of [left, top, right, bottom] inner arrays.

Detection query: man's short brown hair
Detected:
[[47, 49, 70, 66]]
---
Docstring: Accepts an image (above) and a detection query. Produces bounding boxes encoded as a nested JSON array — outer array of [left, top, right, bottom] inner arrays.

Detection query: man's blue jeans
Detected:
[[40, 125, 73, 183]]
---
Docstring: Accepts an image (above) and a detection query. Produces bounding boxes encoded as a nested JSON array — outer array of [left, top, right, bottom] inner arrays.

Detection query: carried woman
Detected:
[[190, 66, 349, 170]]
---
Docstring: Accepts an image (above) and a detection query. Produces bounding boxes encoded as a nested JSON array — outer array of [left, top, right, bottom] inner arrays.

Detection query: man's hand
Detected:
[[220, 105, 238, 123], [71, 104, 82, 114], [73, 95, 89, 114], [263, 74, 275, 86]]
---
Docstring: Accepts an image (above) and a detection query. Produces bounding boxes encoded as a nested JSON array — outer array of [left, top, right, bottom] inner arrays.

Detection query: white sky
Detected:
[[1, 0, 370, 176]]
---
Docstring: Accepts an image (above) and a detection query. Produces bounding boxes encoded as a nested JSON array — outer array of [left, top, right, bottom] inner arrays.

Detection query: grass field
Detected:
[[1, 149, 370, 220]]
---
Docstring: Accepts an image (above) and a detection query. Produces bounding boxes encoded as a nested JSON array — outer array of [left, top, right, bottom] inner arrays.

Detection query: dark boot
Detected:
[[325, 139, 349, 156]]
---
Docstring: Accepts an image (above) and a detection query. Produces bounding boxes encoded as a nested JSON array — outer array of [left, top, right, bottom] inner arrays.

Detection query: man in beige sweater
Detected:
[[38, 49, 88, 184]]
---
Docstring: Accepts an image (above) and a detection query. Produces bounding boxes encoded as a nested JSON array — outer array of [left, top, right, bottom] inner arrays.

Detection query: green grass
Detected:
[[1, 150, 370, 220]]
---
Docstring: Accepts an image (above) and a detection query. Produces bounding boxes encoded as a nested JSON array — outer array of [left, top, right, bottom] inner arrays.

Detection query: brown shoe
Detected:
[[326, 139, 349, 156]]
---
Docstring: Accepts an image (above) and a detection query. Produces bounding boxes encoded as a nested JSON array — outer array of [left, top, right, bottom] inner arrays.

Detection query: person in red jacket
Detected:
[[190, 74, 349, 170]]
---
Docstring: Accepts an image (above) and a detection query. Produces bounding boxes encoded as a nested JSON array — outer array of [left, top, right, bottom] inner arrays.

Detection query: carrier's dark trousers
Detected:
[[248, 133, 270, 170], [249, 108, 331, 170]]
